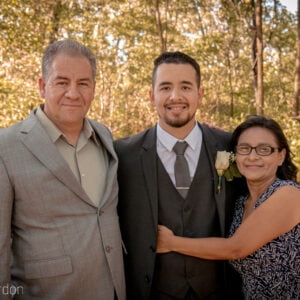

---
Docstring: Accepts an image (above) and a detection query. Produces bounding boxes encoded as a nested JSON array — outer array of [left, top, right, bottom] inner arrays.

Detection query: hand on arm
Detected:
[[156, 225, 175, 253], [157, 225, 231, 259], [156, 186, 300, 260], [201, 121, 224, 131], [231, 185, 300, 257]]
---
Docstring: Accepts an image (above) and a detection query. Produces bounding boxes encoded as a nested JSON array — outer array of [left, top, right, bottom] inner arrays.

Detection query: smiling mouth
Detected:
[[246, 165, 262, 168], [63, 104, 81, 108], [166, 103, 188, 111]]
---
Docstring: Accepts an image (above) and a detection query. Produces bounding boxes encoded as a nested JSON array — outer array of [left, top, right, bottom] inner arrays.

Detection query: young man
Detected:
[[115, 52, 242, 299], [0, 40, 125, 299]]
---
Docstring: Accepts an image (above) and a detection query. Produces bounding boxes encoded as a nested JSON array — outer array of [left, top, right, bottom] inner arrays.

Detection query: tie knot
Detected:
[[173, 141, 188, 155]]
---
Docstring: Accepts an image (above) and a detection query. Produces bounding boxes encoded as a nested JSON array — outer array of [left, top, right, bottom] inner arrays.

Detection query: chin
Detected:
[[63, 117, 84, 125], [245, 175, 267, 183], [165, 117, 193, 128]]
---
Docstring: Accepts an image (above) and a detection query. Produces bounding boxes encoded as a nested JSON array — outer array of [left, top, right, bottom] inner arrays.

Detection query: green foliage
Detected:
[[224, 162, 242, 182], [0, 0, 299, 179]]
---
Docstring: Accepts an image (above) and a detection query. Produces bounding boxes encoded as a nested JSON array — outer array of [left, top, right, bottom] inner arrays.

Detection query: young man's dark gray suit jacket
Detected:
[[115, 122, 243, 300]]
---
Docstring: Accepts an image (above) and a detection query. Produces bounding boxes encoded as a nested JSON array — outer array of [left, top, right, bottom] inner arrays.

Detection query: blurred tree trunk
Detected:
[[251, 0, 258, 111], [293, 0, 300, 118], [49, 0, 62, 43], [255, 0, 264, 115], [154, 0, 168, 53], [226, 49, 234, 117]]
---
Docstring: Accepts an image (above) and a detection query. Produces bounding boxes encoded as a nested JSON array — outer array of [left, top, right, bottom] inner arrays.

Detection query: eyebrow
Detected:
[[54, 76, 92, 82], [78, 78, 92, 82], [54, 76, 69, 81], [238, 143, 275, 146], [158, 80, 194, 87]]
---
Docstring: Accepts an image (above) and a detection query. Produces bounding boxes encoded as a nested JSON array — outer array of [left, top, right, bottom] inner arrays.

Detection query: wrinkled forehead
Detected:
[[46, 51, 94, 79], [49, 53, 93, 77]]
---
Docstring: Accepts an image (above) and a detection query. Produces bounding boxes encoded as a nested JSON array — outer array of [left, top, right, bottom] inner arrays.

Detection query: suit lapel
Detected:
[[20, 112, 94, 206], [199, 123, 227, 236], [141, 127, 159, 228]]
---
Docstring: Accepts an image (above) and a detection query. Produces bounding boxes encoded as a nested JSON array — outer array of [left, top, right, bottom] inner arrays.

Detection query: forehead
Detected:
[[49, 53, 93, 79], [238, 127, 278, 145], [155, 63, 197, 85]]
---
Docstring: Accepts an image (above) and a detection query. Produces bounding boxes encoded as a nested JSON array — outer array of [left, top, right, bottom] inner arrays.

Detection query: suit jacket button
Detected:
[[144, 275, 151, 284], [105, 246, 112, 253], [150, 245, 155, 252], [183, 206, 190, 213]]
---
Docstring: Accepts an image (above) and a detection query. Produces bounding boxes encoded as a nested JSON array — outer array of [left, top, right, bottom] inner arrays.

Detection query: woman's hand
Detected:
[[156, 225, 174, 253]]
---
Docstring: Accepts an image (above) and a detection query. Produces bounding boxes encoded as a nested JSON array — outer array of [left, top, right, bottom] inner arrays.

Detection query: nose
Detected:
[[65, 83, 80, 100], [248, 148, 259, 159], [170, 88, 182, 100]]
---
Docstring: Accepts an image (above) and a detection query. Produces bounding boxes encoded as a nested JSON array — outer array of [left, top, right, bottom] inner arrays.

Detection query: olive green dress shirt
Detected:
[[36, 105, 108, 206]]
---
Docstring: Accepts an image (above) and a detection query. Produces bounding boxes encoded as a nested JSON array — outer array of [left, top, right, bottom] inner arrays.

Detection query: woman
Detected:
[[156, 116, 300, 299]]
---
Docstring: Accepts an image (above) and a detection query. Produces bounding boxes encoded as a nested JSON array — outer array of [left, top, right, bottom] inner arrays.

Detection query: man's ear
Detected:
[[38, 78, 46, 98], [149, 90, 155, 106], [198, 88, 204, 104], [92, 81, 96, 93]]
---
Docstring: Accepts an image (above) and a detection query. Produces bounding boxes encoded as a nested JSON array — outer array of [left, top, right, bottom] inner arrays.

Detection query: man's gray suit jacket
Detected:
[[0, 110, 126, 299]]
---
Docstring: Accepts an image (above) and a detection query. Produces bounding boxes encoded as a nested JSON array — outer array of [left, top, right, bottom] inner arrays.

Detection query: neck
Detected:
[[59, 123, 83, 146], [159, 120, 196, 140], [246, 176, 276, 201]]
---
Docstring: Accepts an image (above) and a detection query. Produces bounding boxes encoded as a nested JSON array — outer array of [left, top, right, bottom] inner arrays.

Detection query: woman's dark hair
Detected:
[[231, 115, 298, 181]]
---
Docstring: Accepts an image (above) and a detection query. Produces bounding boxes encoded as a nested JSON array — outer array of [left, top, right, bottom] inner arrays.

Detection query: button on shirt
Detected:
[[156, 123, 202, 186], [36, 106, 108, 206]]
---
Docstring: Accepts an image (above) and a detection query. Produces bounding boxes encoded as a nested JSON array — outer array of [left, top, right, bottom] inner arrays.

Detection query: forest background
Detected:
[[0, 0, 299, 178]]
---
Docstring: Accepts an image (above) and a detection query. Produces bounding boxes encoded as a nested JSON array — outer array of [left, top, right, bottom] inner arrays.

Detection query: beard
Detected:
[[161, 111, 196, 128]]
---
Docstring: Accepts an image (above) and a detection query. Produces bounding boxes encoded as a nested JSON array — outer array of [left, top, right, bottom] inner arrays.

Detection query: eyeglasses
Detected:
[[236, 144, 281, 156]]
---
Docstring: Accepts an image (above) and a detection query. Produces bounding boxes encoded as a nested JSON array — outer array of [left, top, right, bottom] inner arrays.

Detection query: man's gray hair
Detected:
[[42, 39, 96, 81]]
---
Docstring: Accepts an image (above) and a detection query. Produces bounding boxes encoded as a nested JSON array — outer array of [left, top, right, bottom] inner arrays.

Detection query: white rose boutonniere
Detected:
[[215, 151, 241, 193]]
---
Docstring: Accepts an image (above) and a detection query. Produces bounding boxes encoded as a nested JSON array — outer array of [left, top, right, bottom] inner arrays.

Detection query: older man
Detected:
[[0, 40, 125, 299]]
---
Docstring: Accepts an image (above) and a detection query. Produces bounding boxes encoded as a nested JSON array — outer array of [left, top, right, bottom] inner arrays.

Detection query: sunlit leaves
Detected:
[[0, 0, 299, 178]]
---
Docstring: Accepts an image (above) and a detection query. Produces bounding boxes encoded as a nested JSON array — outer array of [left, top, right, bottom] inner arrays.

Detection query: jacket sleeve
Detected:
[[0, 155, 13, 298]]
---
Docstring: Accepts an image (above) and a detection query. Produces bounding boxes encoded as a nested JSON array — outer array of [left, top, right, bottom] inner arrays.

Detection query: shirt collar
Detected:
[[185, 123, 202, 151], [36, 105, 63, 143], [82, 119, 100, 146], [36, 105, 98, 145], [157, 122, 201, 152]]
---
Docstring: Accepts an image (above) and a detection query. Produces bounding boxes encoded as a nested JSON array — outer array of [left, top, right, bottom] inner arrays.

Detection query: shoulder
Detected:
[[273, 181, 300, 194], [88, 118, 113, 139], [114, 126, 155, 153], [0, 109, 45, 140], [198, 122, 232, 150], [201, 124, 231, 138], [88, 118, 110, 132], [271, 179, 300, 193], [264, 181, 300, 224], [263, 180, 300, 214], [273, 181, 300, 199], [0, 119, 28, 144], [262, 179, 300, 204], [0, 120, 29, 161]]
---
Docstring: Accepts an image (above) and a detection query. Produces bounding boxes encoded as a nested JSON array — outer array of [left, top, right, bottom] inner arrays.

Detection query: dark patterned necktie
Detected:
[[173, 141, 190, 198]]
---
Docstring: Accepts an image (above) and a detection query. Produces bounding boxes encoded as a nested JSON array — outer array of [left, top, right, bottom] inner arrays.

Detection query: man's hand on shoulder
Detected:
[[201, 121, 224, 131]]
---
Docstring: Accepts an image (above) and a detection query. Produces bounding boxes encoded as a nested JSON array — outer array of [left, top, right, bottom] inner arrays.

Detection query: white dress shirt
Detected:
[[156, 122, 202, 186]]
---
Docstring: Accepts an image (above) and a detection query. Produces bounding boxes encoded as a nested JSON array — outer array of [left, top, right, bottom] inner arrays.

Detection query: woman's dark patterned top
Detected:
[[229, 178, 300, 299]]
